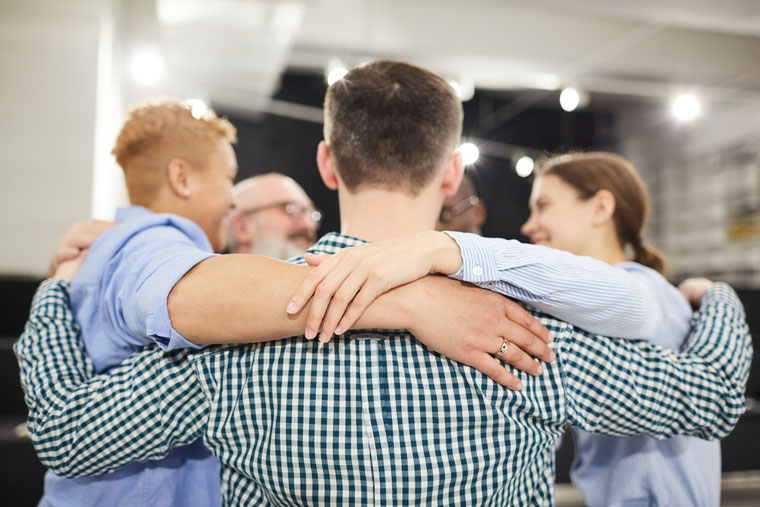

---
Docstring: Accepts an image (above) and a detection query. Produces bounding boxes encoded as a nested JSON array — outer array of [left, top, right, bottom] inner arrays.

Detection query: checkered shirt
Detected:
[[15, 233, 753, 506]]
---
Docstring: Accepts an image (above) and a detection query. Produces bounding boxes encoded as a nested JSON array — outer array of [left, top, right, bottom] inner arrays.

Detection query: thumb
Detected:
[[305, 253, 328, 266], [59, 246, 81, 262]]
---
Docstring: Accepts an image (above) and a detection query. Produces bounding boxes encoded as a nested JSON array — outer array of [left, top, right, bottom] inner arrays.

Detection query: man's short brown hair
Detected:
[[112, 98, 237, 206], [324, 60, 463, 194]]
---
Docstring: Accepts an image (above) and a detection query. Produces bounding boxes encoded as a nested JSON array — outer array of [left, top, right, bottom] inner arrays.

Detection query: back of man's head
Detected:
[[112, 98, 237, 206], [323, 60, 463, 195]]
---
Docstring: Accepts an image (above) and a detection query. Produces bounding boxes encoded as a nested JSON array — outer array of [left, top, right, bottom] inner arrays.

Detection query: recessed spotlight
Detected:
[[186, 99, 208, 119], [130, 50, 165, 86], [515, 156, 535, 178], [326, 65, 348, 86], [671, 94, 700, 121], [559, 87, 581, 112], [457, 143, 480, 166]]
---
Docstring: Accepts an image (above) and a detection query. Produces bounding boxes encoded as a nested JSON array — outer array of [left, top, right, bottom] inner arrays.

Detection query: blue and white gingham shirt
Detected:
[[445, 232, 720, 506], [15, 233, 753, 506]]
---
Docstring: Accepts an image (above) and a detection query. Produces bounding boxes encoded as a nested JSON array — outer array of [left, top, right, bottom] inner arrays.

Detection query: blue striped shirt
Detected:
[[444, 232, 720, 505], [446, 232, 685, 340], [14, 233, 752, 506]]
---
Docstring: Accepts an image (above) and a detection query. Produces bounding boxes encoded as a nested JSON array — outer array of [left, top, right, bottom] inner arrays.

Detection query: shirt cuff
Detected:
[[442, 231, 500, 284], [140, 251, 218, 350], [43, 277, 71, 291], [32, 278, 71, 312]]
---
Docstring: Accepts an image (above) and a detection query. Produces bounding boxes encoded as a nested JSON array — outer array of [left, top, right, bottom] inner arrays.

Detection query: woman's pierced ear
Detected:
[[183, 188, 191, 197]]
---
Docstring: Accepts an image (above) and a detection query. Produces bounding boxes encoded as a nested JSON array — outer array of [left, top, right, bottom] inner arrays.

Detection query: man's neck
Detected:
[[338, 188, 442, 242]]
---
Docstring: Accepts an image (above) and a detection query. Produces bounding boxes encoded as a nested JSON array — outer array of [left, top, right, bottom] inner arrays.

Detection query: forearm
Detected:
[[444, 232, 662, 338], [169, 255, 313, 344], [14, 280, 206, 477], [170, 254, 417, 344]]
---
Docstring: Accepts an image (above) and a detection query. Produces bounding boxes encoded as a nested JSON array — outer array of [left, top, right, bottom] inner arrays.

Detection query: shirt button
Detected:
[[473, 266, 483, 276]]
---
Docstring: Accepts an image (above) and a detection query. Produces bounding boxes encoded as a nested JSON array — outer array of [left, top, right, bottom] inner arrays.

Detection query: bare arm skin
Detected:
[[168, 254, 554, 390], [51, 224, 553, 390]]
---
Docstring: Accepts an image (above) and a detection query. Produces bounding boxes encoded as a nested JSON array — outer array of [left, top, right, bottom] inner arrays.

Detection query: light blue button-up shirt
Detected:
[[445, 232, 719, 507], [39, 206, 222, 507]]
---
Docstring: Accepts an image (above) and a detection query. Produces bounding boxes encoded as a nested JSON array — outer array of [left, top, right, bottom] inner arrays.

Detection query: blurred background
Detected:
[[1, 0, 758, 505]]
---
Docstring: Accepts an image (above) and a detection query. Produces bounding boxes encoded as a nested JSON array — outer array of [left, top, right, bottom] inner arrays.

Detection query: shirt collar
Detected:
[[114, 205, 156, 221], [288, 232, 368, 264]]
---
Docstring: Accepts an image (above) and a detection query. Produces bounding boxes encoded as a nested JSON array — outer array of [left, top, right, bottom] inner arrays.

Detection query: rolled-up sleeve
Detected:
[[109, 226, 217, 352]]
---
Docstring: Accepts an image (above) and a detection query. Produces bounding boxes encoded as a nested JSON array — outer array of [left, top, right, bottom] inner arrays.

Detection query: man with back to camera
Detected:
[[16, 61, 752, 505], [30, 97, 548, 507], [227, 173, 320, 259]]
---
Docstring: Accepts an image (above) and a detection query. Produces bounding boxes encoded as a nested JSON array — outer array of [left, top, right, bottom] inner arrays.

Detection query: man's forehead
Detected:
[[239, 176, 311, 205]]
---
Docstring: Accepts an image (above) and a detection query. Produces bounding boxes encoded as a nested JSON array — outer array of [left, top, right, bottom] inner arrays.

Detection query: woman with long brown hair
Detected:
[[521, 152, 717, 506]]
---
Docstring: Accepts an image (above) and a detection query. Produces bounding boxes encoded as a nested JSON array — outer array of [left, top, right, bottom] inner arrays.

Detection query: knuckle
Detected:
[[314, 284, 332, 298], [331, 292, 349, 306]]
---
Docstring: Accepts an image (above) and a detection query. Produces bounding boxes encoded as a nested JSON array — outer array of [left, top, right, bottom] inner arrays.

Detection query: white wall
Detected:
[[618, 101, 760, 288], [0, 0, 103, 276]]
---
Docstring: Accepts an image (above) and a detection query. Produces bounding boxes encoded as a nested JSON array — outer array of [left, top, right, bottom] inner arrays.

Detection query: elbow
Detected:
[[30, 437, 79, 478], [688, 394, 747, 441], [27, 418, 93, 478], [713, 397, 747, 439]]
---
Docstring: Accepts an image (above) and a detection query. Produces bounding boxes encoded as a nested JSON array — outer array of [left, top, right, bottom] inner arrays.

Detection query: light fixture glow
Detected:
[[458, 143, 480, 166], [449, 80, 463, 98], [515, 156, 535, 178], [671, 94, 700, 121], [186, 99, 208, 119], [448, 78, 475, 102], [327, 66, 348, 86], [559, 87, 581, 112], [130, 50, 165, 86]]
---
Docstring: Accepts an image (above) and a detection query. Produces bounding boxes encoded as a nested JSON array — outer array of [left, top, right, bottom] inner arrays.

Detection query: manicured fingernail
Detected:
[[516, 381, 523, 390], [546, 332, 554, 342], [305, 327, 316, 339], [536, 364, 543, 375], [335, 324, 345, 335], [549, 351, 556, 361], [287, 301, 297, 314], [319, 332, 330, 343]]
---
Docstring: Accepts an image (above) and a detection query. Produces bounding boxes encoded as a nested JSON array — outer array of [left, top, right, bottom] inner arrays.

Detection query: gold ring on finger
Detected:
[[494, 338, 511, 359]]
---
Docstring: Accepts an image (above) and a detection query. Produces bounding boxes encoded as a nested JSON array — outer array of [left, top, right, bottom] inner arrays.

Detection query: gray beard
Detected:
[[249, 232, 310, 261]]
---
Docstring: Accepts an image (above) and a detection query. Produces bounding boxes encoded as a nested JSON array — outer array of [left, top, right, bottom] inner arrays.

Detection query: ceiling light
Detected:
[[458, 143, 480, 166], [671, 94, 700, 121], [559, 87, 581, 112], [515, 156, 535, 178], [326, 65, 348, 86], [186, 99, 208, 119], [130, 50, 165, 86], [448, 78, 475, 102]]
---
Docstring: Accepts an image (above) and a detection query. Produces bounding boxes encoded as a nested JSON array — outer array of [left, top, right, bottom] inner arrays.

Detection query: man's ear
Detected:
[[591, 189, 616, 227], [316, 141, 340, 190], [166, 158, 192, 199], [441, 150, 464, 197]]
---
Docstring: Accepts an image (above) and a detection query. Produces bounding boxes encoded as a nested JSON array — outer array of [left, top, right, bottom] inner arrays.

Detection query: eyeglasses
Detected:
[[239, 201, 323, 224], [438, 195, 480, 223]]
